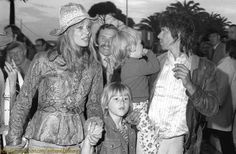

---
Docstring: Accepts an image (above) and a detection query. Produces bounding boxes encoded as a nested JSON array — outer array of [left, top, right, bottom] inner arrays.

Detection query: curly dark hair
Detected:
[[159, 12, 195, 55]]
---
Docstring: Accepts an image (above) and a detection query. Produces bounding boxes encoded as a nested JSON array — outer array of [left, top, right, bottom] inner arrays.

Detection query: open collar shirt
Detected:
[[148, 51, 191, 139]]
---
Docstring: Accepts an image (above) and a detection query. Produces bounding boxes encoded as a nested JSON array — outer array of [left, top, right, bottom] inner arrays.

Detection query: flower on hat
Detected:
[[50, 3, 97, 36]]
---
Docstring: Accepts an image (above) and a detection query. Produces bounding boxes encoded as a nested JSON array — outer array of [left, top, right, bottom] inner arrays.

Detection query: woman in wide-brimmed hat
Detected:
[[5, 3, 103, 154]]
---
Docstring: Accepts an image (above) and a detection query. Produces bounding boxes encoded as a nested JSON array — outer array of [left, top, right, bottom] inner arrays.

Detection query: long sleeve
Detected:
[[122, 50, 160, 80], [215, 68, 230, 106], [6, 56, 44, 145], [86, 65, 103, 119], [188, 61, 219, 117]]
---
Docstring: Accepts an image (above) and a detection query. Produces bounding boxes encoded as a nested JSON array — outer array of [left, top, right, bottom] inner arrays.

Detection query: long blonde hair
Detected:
[[55, 22, 96, 72]]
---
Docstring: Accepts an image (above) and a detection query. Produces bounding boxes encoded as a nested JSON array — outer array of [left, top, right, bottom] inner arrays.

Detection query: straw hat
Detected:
[[50, 3, 97, 36]]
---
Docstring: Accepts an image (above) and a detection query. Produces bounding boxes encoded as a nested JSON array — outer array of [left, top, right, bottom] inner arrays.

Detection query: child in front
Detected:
[[98, 82, 136, 154]]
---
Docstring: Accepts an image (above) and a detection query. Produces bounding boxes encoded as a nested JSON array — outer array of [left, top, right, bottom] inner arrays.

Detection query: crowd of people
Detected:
[[0, 1, 236, 154]]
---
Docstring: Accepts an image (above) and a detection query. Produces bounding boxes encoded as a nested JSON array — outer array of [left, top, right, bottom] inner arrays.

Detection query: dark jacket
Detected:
[[98, 114, 136, 154], [209, 42, 226, 65], [149, 52, 219, 154]]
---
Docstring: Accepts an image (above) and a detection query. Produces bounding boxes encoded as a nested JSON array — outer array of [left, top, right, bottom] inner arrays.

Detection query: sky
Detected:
[[0, 0, 236, 43]]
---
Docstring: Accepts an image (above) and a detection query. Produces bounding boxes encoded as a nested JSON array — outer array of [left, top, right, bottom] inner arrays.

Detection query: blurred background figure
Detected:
[[207, 31, 226, 65], [228, 25, 236, 41], [0, 33, 13, 69], [5, 41, 31, 78], [4, 24, 36, 60], [205, 40, 236, 154], [34, 38, 53, 53], [0, 41, 31, 148]]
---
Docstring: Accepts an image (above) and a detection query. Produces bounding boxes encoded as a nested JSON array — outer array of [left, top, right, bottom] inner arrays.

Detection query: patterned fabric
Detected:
[[6, 51, 103, 146], [104, 57, 113, 84], [133, 101, 160, 154], [117, 121, 128, 143], [149, 51, 190, 139]]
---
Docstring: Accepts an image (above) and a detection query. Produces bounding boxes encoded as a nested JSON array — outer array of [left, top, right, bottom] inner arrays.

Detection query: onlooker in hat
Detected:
[[5, 3, 103, 154]]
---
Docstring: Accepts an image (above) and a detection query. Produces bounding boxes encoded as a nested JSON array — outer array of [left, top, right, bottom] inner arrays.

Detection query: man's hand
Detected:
[[172, 63, 196, 95]]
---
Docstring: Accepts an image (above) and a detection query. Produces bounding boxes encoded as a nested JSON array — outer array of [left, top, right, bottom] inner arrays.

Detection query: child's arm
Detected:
[[81, 136, 95, 154], [123, 50, 160, 78], [142, 49, 160, 74], [81, 118, 103, 154]]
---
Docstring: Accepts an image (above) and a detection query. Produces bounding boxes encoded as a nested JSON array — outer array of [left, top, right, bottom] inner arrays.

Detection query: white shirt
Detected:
[[148, 51, 191, 138]]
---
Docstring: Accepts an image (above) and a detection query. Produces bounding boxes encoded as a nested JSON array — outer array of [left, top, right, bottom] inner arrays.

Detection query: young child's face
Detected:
[[108, 92, 130, 118], [129, 39, 143, 59]]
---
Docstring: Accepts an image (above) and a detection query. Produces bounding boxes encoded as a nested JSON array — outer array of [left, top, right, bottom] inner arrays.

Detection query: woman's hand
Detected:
[[85, 121, 103, 146], [84, 117, 103, 146]]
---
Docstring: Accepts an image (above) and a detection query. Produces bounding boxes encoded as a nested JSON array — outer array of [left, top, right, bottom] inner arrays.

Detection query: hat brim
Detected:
[[0, 34, 13, 47], [50, 15, 98, 36]]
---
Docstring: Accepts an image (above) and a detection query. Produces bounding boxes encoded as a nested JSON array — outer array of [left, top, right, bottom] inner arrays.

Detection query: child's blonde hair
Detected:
[[101, 82, 132, 114], [111, 26, 141, 66]]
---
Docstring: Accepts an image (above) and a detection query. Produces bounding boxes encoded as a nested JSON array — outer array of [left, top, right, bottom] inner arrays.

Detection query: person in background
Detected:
[[208, 31, 227, 65], [228, 24, 236, 41], [205, 40, 236, 154], [92, 24, 119, 86], [5, 3, 103, 153], [35, 38, 53, 53], [148, 12, 219, 154], [98, 82, 136, 154], [111, 26, 160, 154], [0, 33, 13, 68], [5, 41, 31, 78], [4, 24, 36, 60], [0, 33, 12, 150]]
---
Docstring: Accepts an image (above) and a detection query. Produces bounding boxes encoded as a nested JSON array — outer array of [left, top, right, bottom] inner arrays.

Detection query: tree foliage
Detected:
[[88, 1, 135, 27], [137, 0, 231, 51]]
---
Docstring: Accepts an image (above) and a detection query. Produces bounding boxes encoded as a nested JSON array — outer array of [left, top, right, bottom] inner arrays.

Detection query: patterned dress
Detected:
[[6, 51, 103, 146], [133, 101, 160, 154]]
